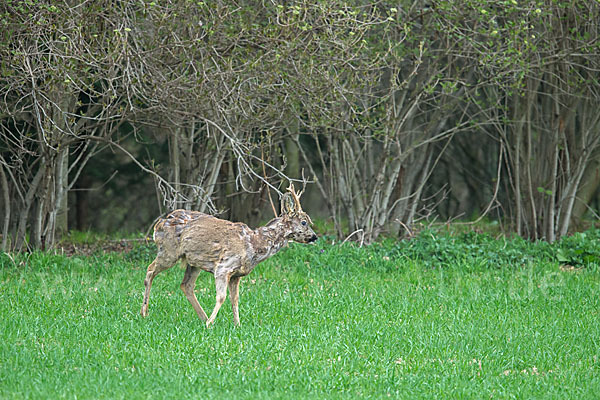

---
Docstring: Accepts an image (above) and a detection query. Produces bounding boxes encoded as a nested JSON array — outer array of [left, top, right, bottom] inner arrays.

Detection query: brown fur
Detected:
[[140, 189, 317, 327]]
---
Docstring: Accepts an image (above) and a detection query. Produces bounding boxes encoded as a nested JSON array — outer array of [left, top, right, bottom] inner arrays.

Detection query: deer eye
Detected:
[[301, 220, 307, 226]]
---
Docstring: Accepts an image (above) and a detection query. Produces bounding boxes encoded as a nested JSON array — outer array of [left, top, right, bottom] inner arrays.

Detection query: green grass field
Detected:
[[1, 231, 599, 399]]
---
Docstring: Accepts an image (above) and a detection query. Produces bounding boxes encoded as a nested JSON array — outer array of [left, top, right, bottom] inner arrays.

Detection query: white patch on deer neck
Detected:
[[244, 219, 289, 266]]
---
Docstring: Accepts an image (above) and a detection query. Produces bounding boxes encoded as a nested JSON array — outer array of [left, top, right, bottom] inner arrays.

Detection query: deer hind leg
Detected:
[[206, 272, 230, 328], [140, 255, 175, 317], [180, 262, 208, 322], [228, 276, 241, 326]]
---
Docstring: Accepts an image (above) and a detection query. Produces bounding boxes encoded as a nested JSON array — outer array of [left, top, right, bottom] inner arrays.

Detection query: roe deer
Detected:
[[140, 184, 317, 327]]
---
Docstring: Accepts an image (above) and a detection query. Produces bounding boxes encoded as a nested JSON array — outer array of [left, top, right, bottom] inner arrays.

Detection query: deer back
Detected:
[[153, 209, 252, 272]]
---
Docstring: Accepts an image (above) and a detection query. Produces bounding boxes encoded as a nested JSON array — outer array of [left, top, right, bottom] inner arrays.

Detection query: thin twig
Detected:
[[342, 229, 365, 247], [261, 146, 278, 218]]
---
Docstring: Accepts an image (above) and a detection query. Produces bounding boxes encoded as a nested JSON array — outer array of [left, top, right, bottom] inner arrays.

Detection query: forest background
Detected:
[[2, 0, 600, 251]]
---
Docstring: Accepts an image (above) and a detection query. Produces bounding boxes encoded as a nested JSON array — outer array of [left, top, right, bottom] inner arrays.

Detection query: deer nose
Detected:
[[308, 234, 318, 243]]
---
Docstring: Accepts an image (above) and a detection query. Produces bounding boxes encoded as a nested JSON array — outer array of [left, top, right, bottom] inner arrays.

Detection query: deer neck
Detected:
[[248, 218, 290, 265]]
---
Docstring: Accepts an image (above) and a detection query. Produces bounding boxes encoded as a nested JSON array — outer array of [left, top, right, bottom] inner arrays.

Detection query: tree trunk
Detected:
[[55, 146, 69, 239], [568, 159, 600, 231], [284, 136, 300, 179], [15, 164, 45, 251], [0, 163, 10, 251]]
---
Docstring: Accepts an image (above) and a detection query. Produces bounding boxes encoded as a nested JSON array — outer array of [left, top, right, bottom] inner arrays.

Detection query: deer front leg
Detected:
[[141, 258, 173, 317], [228, 276, 241, 326], [206, 273, 230, 328], [180, 263, 208, 322]]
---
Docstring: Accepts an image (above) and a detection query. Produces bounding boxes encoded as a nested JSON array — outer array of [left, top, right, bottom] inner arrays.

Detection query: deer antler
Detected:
[[285, 183, 313, 224], [287, 184, 303, 213]]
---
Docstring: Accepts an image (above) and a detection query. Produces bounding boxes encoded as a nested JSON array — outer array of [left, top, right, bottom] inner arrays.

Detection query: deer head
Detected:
[[280, 184, 317, 244]]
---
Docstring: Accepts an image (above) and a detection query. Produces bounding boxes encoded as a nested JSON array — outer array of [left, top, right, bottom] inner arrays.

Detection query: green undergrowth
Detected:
[[59, 230, 146, 245], [1, 230, 599, 398]]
